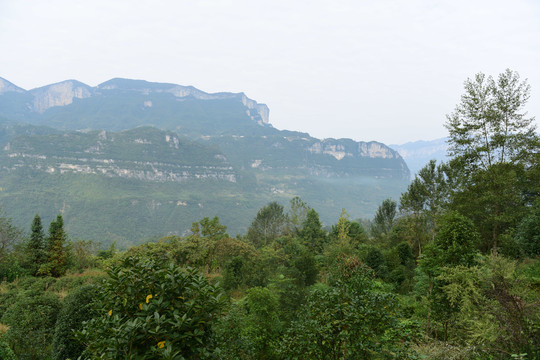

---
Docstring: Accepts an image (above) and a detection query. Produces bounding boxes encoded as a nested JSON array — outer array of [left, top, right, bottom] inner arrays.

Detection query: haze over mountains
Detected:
[[0, 77, 410, 246], [389, 138, 448, 176]]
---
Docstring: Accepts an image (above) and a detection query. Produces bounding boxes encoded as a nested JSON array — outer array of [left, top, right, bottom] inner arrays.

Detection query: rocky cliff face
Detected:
[[309, 140, 400, 160], [1, 128, 237, 183], [29, 80, 93, 113]]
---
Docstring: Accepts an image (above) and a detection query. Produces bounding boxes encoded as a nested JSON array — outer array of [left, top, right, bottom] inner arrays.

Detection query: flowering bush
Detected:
[[76, 256, 224, 359]]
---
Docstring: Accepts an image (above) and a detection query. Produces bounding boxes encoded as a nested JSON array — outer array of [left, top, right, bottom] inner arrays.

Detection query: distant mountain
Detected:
[[0, 77, 410, 245], [389, 138, 448, 176], [0, 77, 270, 136]]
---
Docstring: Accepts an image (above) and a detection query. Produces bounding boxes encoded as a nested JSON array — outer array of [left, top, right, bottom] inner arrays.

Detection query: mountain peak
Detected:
[[0, 77, 25, 94]]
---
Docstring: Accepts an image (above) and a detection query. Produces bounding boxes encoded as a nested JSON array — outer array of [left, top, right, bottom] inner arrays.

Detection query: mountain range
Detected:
[[0, 77, 410, 246]]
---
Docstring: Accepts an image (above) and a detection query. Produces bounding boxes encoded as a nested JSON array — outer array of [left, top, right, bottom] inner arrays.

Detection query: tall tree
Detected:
[[246, 202, 289, 247], [446, 69, 537, 170], [299, 209, 326, 253], [26, 214, 46, 275], [40, 214, 70, 277], [371, 198, 397, 241], [445, 69, 539, 253]]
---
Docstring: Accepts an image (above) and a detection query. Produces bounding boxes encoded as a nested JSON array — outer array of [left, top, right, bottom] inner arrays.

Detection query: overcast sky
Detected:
[[1, 0, 539, 144]]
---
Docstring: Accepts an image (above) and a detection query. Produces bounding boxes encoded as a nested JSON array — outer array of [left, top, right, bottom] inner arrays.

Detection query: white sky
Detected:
[[1, 0, 539, 144]]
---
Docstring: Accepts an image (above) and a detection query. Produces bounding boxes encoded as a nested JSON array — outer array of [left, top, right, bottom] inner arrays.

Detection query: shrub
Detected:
[[1, 291, 61, 359], [0, 340, 16, 360], [77, 256, 225, 359], [52, 284, 98, 360]]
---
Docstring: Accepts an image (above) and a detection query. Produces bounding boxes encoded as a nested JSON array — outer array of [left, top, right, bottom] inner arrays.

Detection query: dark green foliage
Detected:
[[292, 252, 318, 286], [214, 287, 282, 359], [372, 198, 397, 241], [52, 285, 98, 360], [1, 291, 62, 360], [0, 340, 16, 360], [191, 216, 229, 240], [385, 243, 416, 294], [365, 247, 388, 279], [298, 209, 326, 253], [25, 214, 46, 275], [241, 287, 282, 359], [223, 255, 248, 290], [0, 254, 27, 282], [515, 201, 540, 257], [77, 256, 224, 359], [280, 256, 411, 359], [247, 202, 289, 247], [396, 242, 415, 267], [39, 214, 70, 277], [433, 211, 480, 267]]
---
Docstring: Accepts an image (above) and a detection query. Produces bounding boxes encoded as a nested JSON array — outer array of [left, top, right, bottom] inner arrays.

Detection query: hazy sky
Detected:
[[1, 0, 539, 144]]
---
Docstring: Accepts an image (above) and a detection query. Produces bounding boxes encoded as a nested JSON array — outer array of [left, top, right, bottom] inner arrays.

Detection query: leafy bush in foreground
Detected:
[[77, 256, 225, 359]]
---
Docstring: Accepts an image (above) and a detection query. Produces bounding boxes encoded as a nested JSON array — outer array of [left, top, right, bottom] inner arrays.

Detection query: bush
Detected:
[[0, 256, 28, 282], [1, 291, 61, 359], [52, 284, 98, 360], [279, 256, 413, 359], [77, 256, 225, 359], [0, 340, 16, 360]]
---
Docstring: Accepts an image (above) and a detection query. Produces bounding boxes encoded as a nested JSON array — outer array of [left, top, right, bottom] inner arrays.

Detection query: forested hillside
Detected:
[[0, 70, 538, 359], [0, 77, 409, 244]]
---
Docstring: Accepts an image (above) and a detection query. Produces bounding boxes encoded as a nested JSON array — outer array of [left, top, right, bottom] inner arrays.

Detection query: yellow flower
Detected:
[[157, 340, 166, 349], [108, 309, 112, 316], [178, 296, 184, 300], [139, 303, 143, 310], [146, 294, 153, 303]]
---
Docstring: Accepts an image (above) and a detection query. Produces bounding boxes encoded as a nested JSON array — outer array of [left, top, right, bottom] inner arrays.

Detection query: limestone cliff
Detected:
[[29, 80, 93, 113]]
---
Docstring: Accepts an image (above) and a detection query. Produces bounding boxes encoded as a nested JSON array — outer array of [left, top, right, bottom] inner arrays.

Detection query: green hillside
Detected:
[[0, 77, 410, 246]]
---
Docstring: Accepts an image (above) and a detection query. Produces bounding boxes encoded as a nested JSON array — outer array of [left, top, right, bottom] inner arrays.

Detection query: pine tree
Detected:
[[26, 214, 46, 275], [40, 214, 70, 277]]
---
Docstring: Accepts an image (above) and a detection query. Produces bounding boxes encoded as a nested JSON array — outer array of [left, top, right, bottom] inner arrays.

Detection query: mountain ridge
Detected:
[[0, 76, 270, 125], [0, 76, 410, 244]]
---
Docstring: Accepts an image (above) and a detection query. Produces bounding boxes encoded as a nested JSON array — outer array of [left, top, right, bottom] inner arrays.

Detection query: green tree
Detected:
[[335, 208, 351, 242], [399, 160, 455, 255], [289, 196, 310, 232], [372, 199, 397, 241], [298, 209, 326, 253], [437, 255, 540, 358], [445, 69, 539, 253], [247, 202, 289, 247], [191, 216, 228, 240], [279, 256, 411, 359], [39, 214, 70, 277], [364, 246, 388, 279], [25, 214, 46, 275], [416, 211, 481, 340]]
